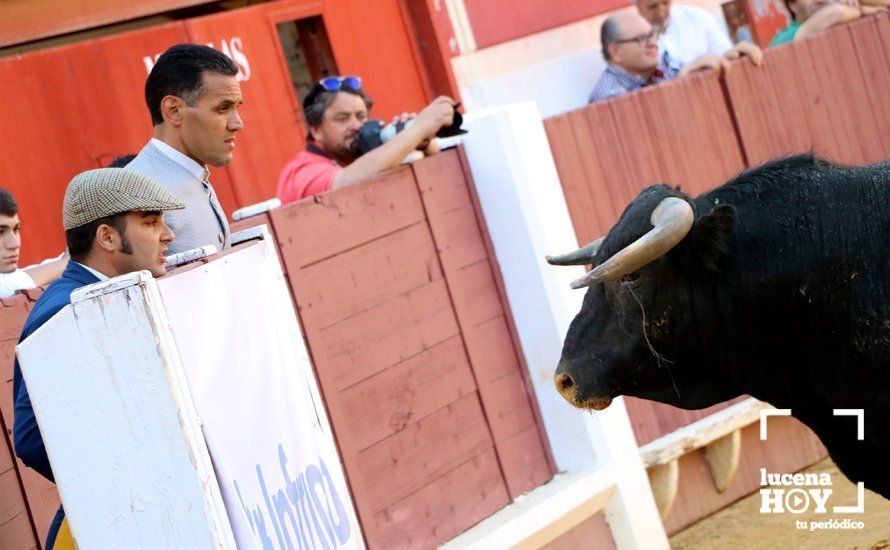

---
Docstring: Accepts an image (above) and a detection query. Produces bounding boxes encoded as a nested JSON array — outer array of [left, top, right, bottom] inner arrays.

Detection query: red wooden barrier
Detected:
[[724, 12, 890, 165], [0, 291, 60, 549], [269, 148, 553, 548]]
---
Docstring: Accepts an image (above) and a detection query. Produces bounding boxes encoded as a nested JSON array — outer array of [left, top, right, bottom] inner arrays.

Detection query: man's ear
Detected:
[[678, 204, 736, 272], [160, 95, 184, 126], [608, 43, 621, 64], [94, 224, 118, 253], [308, 124, 323, 143]]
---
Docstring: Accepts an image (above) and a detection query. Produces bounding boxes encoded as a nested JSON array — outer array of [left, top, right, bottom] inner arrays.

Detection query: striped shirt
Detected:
[[588, 56, 679, 104]]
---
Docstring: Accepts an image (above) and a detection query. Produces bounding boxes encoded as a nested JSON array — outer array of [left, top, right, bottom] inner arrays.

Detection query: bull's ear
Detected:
[[679, 204, 735, 272]]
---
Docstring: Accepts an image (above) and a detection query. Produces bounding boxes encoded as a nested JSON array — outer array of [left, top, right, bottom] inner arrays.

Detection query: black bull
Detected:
[[548, 155, 889, 498]]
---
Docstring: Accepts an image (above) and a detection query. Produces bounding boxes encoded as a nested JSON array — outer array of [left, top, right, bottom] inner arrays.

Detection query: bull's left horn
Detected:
[[546, 237, 604, 266], [571, 197, 693, 289]]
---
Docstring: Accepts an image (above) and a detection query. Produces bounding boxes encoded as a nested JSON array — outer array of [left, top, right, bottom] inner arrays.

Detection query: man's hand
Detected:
[[724, 41, 764, 66], [679, 54, 729, 77], [412, 96, 455, 140], [794, 2, 885, 41]]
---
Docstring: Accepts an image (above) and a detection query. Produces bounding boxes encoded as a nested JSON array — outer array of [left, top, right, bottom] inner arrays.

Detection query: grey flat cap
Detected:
[[63, 168, 185, 230]]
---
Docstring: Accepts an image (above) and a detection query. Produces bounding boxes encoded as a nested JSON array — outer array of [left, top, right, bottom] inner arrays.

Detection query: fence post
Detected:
[[460, 102, 668, 549]]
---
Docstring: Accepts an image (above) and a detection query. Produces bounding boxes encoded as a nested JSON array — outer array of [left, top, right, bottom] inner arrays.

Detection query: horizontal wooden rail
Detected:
[[439, 466, 617, 549], [639, 397, 770, 467]]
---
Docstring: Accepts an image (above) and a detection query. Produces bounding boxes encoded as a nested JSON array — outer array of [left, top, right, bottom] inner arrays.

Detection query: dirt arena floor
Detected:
[[671, 459, 890, 550]]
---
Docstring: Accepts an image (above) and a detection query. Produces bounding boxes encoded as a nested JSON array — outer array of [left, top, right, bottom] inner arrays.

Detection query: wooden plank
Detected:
[[373, 447, 510, 550], [421, 204, 489, 271], [447, 259, 504, 327], [575, 100, 636, 233], [609, 92, 663, 201], [575, 106, 625, 240], [462, 315, 521, 384], [338, 336, 477, 452], [722, 56, 770, 165], [270, 166, 426, 269], [357, 392, 494, 512], [314, 279, 460, 391], [483, 371, 536, 438], [296, 223, 442, 329], [442, 467, 616, 550], [544, 111, 611, 244], [495, 425, 554, 498], [625, 396, 748, 446], [804, 27, 881, 164], [638, 398, 767, 466], [418, 152, 552, 499], [848, 17, 890, 157]]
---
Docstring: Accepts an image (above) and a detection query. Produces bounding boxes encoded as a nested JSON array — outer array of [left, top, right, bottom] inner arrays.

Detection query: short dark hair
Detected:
[[107, 154, 137, 168], [0, 188, 19, 217], [303, 88, 373, 130], [66, 213, 129, 262], [601, 16, 623, 62], [145, 44, 239, 126]]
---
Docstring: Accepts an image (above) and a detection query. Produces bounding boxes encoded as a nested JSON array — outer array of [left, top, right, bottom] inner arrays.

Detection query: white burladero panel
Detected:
[[17, 235, 363, 549], [157, 235, 362, 550], [17, 271, 235, 548]]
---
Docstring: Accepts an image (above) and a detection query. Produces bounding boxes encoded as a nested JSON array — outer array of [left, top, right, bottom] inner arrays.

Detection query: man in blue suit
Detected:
[[12, 167, 184, 548]]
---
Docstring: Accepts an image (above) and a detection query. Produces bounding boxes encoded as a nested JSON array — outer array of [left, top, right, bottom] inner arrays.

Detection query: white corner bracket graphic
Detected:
[[832, 408, 865, 440], [832, 408, 866, 513], [833, 482, 866, 513], [759, 409, 792, 440]]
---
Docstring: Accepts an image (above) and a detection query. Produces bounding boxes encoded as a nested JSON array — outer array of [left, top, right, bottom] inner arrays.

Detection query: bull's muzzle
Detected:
[[554, 363, 614, 411]]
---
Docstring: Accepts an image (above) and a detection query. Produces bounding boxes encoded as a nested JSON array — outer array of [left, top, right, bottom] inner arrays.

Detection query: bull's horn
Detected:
[[546, 237, 605, 266], [570, 197, 693, 289]]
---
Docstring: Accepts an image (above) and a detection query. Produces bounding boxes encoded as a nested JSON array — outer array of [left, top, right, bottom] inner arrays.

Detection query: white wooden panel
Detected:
[[17, 271, 234, 548]]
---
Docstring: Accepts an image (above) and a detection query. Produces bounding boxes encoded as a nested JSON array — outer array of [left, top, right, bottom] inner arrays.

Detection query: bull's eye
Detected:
[[620, 272, 640, 286]]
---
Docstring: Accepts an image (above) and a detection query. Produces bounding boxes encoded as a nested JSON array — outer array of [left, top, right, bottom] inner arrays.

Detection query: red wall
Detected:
[[0, 0, 431, 267], [463, 0, 629, 49]]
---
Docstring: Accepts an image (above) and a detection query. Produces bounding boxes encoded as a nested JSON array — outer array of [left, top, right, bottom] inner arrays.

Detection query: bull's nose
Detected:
[[554, 372, 576, 405]]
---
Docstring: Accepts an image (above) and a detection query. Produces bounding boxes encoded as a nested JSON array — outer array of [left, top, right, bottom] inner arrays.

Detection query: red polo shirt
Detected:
[[276, 144, 343, 204]]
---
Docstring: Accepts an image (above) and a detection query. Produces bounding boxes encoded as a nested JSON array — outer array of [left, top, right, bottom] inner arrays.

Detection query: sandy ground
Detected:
[[670, 459, 890, 550]]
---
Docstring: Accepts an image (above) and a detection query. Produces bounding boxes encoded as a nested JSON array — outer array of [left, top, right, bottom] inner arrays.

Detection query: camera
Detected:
[[351, 103, 467, 156]]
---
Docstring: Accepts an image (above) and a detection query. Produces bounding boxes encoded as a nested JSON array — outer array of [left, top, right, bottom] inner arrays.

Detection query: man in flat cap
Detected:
[[12, 168, 184, 549]]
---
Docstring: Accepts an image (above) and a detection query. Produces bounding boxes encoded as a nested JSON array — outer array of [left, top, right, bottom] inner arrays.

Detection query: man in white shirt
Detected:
[[127, 44, 244, 255], [634, 0, 764, 71], [0, 188, 67, 298]]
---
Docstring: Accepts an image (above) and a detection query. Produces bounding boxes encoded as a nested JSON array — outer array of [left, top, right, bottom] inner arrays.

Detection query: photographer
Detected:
[[277, 76, 455, 204]]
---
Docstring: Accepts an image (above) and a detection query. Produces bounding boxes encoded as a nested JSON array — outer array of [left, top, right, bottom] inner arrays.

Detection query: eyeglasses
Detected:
[[614, 31, 658, 47], [317, 76, 363, 92]]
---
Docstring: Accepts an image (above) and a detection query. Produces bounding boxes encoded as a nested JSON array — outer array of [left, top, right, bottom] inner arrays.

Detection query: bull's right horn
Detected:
[[546, 237, 604, 266], [570, 197, 694, 289]]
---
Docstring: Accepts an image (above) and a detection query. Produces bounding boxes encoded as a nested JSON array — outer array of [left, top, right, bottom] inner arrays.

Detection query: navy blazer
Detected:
[[13, 261, 99, 481]]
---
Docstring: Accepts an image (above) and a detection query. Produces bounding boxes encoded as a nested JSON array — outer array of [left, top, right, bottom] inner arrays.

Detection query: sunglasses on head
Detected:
[[318, 76, 363, 92]]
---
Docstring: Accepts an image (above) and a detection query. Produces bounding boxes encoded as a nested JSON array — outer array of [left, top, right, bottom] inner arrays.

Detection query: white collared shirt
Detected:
[[659, 5, 733, 69], [75, 262, 110, 282], [150, 138, 210, 182]]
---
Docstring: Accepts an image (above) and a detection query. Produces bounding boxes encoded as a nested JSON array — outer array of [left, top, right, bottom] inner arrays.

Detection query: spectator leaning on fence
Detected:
[[0, 188, 67, 298], [635, 0, 764, 70], [276, 76, 454, 204], [771, 0, 887, 46], [127, 44, 243, 255], [589, 12, 728, 103], [12, 168, 184, 550]]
